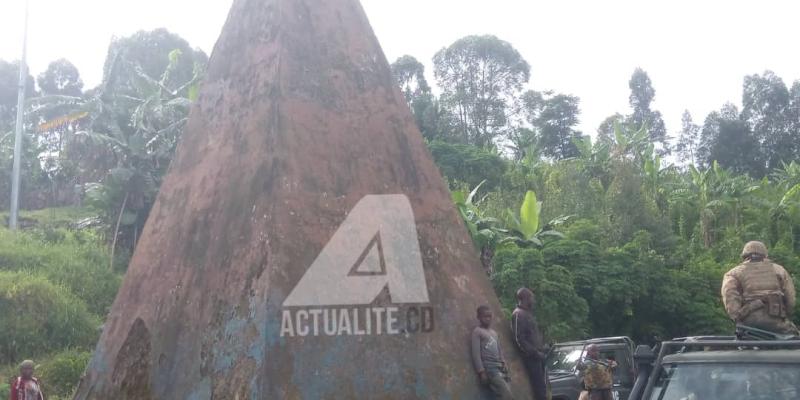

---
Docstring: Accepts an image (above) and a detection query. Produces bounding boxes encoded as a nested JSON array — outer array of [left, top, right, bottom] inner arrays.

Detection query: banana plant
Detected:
[[713, 169, 759, 231], [771, 161, 800, 191], [642, 144, 662, 203], [686, 163, 719, 248], [452, 181, 507, 274], [30, 48, 203, 266], [769, 183, 800, 250], [572, 134, 612, 189], [502, 190, 570, 248], [611, 120, 650, 160]]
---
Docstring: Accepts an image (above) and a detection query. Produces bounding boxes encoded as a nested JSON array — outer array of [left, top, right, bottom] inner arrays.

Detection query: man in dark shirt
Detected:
[[471, 305, 513, 400], [511, 287, 548, 400]]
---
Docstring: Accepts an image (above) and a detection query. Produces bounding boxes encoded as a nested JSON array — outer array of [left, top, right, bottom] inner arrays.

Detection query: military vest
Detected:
[[734, 261, 787, 318], [736, 261, 782, 300], [582, 360, 613, 390]]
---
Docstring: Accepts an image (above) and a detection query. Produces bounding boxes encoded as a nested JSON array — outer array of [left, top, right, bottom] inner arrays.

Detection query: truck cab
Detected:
[[629, 326, 800, 400]]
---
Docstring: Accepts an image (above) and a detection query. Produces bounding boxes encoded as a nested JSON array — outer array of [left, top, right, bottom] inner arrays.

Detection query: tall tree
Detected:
[[0, 60, 42, 209], [789, 81, 800, 151], [676, 110, 700, 166], [390, 55, 448, 141], [0, 60, 37, 131], [627, 68, 668, 152], [26, 29, 205, 252], [35, 59, 86, 181], [742, 71, 795, 170], [391, 55, 430, 100], [522, 90, 582, 160], [698, 104, 764, 176], [433, 35, 530, 147], [37, 59, 84, 96], [104, 28, 207, 94], [85, 47, 202, 260]]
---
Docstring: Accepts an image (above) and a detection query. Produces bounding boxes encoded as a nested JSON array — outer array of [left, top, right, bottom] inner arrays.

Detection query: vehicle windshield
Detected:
[[648, 363, 800, 400], [547, 345, 583, 373]]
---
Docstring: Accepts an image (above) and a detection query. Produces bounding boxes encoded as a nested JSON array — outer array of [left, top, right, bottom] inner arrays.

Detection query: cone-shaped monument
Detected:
[[75, 0, 534, 398]]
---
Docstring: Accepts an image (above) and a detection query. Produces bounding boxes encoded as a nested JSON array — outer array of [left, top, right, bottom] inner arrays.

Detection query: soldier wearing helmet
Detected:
[[721, 241, 799, 335], [577, 344, 616, 400]]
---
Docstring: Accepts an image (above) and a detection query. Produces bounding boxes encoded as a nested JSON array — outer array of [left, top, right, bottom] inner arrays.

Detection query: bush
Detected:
[[0, 271, 100, 364], [0, 362, 15, 393], [492, 246, 589, 341], [0, 228, 120, 316], [428, 140, 507, 191], [37, 349, 92, 398]]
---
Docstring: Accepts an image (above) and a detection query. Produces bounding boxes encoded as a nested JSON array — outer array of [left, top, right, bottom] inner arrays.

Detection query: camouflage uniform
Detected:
[[578, 358, 615, 400], [721, 241, 799, 335]]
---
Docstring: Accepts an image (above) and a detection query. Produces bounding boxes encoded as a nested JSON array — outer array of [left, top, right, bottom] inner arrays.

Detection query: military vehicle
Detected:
[[628, 325, 800, 400], [548, 337, 636, 400]]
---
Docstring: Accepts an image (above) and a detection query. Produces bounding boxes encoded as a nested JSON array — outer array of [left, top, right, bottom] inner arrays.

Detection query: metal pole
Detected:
[[9, 0, 30, 230]]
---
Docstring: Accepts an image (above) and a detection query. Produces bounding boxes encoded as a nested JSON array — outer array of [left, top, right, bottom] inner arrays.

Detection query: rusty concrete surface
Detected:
[[74, 0, 534, 398]]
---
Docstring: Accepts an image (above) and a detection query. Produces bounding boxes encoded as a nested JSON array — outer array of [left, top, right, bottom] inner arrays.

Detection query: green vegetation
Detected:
[[0, 208, 115, 396], [1, 23, 800, 393], [0, 222, 113, 395], [36, 349, 93, 399], [0, 349, 91, 400], [1, 207, 97, 227], [443, 134, 800, 342], [0, 271, 99, 364], [389, 36, 800, 342], [0, 225, 120, 315]]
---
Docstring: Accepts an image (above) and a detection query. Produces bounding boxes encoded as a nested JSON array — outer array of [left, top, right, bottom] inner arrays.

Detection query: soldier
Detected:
[[721, 241, 799, 335], [511, 288, 548, 400], [577, 344, 616, 400]]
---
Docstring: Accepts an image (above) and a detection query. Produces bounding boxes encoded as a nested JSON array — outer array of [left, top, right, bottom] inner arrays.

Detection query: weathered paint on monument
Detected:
[[74, 0, 534, 398]]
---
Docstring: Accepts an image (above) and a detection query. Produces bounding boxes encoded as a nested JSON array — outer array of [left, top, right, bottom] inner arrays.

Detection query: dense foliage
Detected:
[[1, 26, 800, 396], [388, 38, 800, 342], [441, 128, 800, 342], [0, 218, 121, 315], [0, 271, 99, 363], [0, 209, 117, 396], [35, 349, 93, 399]]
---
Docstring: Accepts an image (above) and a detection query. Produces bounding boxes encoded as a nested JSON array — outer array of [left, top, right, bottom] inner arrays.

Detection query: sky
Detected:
[[2, 0, 799, 139]]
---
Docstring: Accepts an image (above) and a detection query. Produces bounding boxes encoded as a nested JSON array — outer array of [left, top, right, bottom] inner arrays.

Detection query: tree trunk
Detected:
[[480, 246, 494, 275], [110, 192, 129, 271], [702, 212, 712, 248]]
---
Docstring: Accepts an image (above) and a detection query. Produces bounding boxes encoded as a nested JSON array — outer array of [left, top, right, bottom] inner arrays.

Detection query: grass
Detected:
[[0, 207, 108, 398], [0, 206, 99, 229], [0, 227, 120, 316]]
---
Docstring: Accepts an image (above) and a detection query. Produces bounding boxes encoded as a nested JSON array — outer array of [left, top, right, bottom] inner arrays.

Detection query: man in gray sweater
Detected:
[[471, 305, 514, 400]]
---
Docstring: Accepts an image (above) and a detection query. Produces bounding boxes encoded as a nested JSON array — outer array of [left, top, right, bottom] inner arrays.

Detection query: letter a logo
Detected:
[[283, 195, 429, 306]]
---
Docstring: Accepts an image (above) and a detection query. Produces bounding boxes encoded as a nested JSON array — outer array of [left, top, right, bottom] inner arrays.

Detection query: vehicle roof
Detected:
[[662, 349, 800, 364], [554, 337, 633, 347]]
